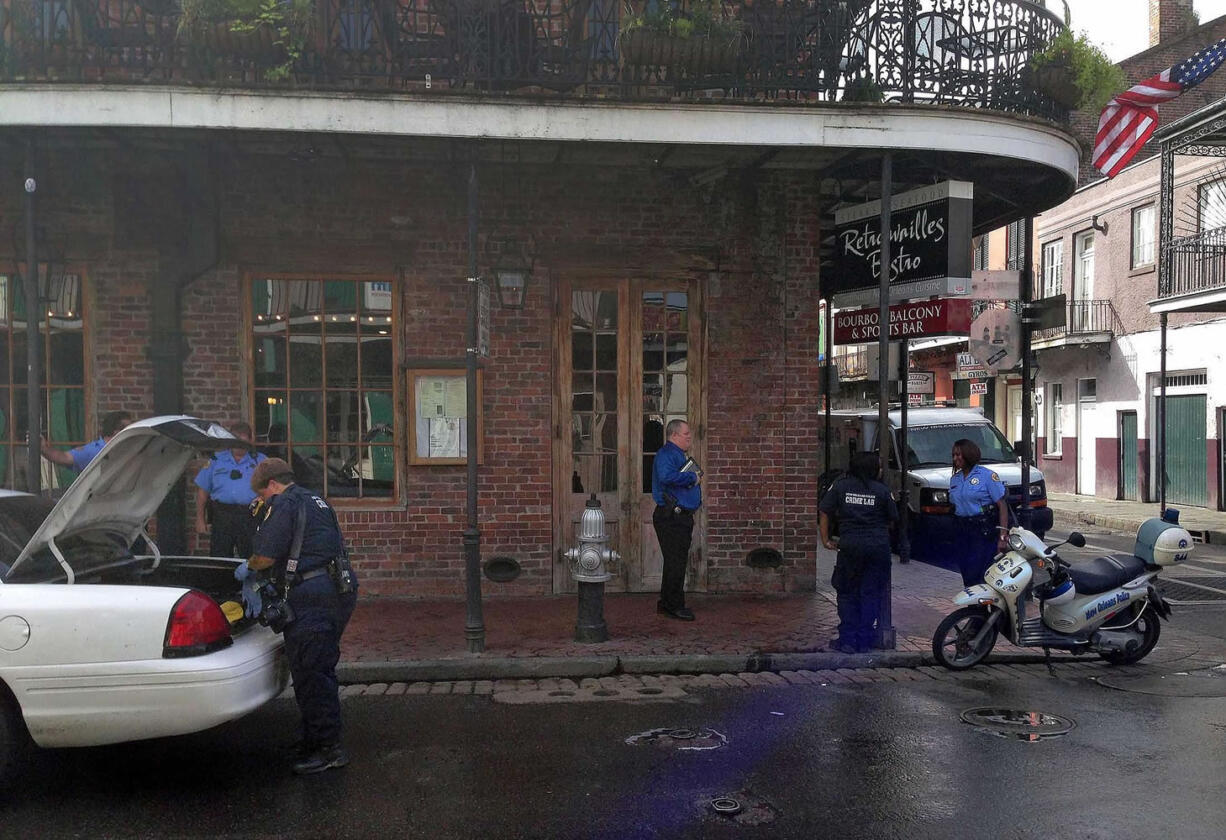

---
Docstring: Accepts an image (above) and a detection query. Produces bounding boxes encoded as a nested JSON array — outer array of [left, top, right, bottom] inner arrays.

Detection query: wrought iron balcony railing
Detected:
[[1161, 226, 1226, 298], [834, 345, 868, 379], [0, 0, 1067, 118], [1033, 298, 1116, 343]]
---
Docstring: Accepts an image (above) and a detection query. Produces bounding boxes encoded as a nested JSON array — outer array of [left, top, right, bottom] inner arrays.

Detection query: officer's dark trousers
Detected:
[[210, 502, 255, 559], [831, 544, 889, 651], [956, 514, 999, 587], [652, 506, 694, 611], [285, 575, 358, 749]]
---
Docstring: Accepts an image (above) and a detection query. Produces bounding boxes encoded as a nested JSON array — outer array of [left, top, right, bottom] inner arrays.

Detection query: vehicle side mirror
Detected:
[[1067, 532, 1086, 548], [1013, 440, 1031, 460]]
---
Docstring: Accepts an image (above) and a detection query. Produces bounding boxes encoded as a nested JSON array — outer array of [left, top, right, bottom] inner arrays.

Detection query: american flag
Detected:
[[1093, 37, 1226, 178]]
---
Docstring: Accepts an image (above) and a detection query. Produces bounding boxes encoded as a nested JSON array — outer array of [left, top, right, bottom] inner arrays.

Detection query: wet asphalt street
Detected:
[[5, 660, 1226, 840]]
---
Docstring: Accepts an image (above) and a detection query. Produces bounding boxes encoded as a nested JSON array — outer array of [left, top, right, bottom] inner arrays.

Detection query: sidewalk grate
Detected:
[[1157, 576, 1226, 604]]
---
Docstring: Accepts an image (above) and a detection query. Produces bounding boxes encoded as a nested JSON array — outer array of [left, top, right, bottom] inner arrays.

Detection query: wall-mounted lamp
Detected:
[[1090, 214, 1108, 234], [486, 233, 534, 310]]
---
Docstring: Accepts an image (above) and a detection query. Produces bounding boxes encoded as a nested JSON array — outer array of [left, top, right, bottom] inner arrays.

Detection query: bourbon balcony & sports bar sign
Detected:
[[832, 298, 972, 344]]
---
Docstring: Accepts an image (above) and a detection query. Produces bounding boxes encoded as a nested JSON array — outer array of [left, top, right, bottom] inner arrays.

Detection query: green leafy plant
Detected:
[[1029, 28, 1127, 111], [621, 0, 743, 43], [178, 0, 314, 81], [841, 76, 883, 103]]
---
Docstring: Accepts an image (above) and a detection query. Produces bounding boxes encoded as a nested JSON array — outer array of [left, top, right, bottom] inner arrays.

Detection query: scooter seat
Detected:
[[1066, 554, 1148, 596]]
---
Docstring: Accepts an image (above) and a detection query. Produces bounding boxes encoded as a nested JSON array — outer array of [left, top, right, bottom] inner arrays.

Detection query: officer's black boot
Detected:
[[292, 743, 350, 775]]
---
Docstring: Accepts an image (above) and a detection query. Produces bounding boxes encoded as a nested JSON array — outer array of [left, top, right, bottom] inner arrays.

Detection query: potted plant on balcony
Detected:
[[178, 0, 315, 80], [619, 0, 745, 78], [1026, 28, 1125, 111]]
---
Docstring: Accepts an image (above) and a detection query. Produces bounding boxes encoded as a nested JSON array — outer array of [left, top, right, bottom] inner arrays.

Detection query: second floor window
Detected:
[[973, 236, 988, 270], [1199, 179, 1226, 232], [1005, 219, 1025, 271], [1074, 231, 1094, 300], [1132, 204, 1155, 268], [1041, 240, 1063, 297]]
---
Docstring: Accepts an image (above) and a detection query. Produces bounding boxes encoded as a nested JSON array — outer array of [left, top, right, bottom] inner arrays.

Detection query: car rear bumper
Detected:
[[6, 628, 288, 748]]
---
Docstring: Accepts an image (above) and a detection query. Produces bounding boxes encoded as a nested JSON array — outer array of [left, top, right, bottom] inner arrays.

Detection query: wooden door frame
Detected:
[[550, 274, 706, 595]]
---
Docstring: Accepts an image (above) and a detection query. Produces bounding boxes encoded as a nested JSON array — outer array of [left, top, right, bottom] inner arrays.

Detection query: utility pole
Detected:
[[23, 137, 42, 494], [464, 162, 485, 653]]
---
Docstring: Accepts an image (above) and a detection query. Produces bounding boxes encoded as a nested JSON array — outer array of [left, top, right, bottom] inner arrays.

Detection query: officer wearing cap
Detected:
[[248, 457, 358, 775], [948, 438, 1009, 587], [194, 421, 265, 558]]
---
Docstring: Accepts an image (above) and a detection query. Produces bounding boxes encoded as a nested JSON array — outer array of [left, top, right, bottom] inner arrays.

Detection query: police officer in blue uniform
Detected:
[[194, 421, 265, 558], [652, 419, 701, 621], [39, 410, 132, 473], [820, 451, 898, 653], [248, 458, 358, 775], [948, 438, 1010, 587]]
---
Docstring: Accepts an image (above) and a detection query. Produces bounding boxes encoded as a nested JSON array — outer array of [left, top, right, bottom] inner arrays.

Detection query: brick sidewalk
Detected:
[[339, 553, 965, 666]]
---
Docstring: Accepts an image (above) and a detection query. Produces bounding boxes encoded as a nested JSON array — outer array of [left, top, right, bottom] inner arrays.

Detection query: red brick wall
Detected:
[[1, 143, 822, 597]]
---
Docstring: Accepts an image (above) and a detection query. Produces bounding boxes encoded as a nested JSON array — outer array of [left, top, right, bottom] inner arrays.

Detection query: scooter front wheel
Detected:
[[932, 606, 999, 670]]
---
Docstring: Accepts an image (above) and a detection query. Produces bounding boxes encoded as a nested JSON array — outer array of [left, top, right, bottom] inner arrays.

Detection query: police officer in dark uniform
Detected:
[[194, 421, 265, 558], [819, 451, 898, 654], [248, 458, 358, 775], [948, 438, 1010, 587]]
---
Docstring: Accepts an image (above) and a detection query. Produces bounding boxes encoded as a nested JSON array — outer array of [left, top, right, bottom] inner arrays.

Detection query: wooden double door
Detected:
[[552, 277, 705, 594]]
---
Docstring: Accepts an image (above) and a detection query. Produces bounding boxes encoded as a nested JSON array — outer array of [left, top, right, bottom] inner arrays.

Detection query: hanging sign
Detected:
[[908, 370, 935, 395], [908, 392, 924, 406], [970, 381, 989, 396], [832, 298, 972, 344], [828, 181, 974, 299]]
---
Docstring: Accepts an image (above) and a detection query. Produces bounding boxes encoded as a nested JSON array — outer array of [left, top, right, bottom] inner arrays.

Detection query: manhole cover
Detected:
[[1097, 668, 1226, 697], [1158, 576, 1226, 604], [699, 790, 777, 826], [960, 708, 1075, 740], [625, 727, 728, 751]]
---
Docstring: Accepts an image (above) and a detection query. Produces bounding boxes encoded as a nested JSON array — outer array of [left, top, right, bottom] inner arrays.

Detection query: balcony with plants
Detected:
[[0, 0, 1085, 121]]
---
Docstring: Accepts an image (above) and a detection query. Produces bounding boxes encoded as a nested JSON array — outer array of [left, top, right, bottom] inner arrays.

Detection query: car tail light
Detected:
[[164, 590, 234, 658]]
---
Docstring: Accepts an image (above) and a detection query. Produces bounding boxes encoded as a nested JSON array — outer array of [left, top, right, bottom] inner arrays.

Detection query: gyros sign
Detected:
[[833, 298, 972, 344]]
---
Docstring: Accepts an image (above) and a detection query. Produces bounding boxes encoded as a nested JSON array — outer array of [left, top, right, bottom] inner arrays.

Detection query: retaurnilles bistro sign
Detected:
[[833, 298, 972, 344], [829, 181, 973, 300]]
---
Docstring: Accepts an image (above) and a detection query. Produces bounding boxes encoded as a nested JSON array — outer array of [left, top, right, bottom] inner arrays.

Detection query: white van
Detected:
[[818, 408, 1054, 565]]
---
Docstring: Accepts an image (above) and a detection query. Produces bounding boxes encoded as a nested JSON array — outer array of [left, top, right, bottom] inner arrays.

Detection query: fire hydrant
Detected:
[[564, 493, 619, 643]]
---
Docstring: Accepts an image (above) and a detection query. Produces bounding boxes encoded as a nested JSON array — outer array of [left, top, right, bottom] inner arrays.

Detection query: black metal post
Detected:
[[875, 152, 896, 651], [1159, 312, 1167, 512], [23, 138, 41, 494], [896, 337, 910, 563], [464, 162, 486, 653], [1019, 215, 1034, 529], [823, 301, 833, 471]]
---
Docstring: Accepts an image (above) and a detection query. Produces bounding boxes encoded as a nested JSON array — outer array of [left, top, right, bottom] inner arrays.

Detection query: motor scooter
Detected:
[[932, 511, 1192, 670]]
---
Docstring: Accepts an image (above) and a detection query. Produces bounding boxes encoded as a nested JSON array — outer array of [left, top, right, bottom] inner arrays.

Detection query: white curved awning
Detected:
[[0, 85, 1080, 183]]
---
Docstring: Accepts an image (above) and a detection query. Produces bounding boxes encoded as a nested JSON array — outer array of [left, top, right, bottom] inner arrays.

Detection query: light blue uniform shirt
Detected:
[[194, 449, 266, 505], [949, 464, 1006, 517], [70, 437, 106, 472]]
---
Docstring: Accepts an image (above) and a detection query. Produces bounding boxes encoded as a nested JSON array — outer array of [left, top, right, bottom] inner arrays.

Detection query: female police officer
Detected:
[[248, 458, 358, 775], [948, 438, 1009, 587]]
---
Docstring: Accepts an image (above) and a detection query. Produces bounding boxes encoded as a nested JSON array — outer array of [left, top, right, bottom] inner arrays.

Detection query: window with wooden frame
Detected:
[[1131, 204, 1155, 269], [1040, 240, 1063, 297], [248, 275, 398, 500], [0, 269, 86, 491]]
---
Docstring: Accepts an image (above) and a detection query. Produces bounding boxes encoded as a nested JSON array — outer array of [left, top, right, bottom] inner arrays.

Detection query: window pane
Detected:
[[572, 414, 593, 454], [289, 329, 323, 388], [665, 292, 687, 331], [360, 281, 393, 314], [254, 336, 286, 389], [572, 331, 593, 370], [594, 373, 617, 412], [48, 330, 83, 385], [665, 371, 688, 414], [666, 333, 688, 368], [572, 373, 593, 412], [360, 331, 394, 387], [642, 333, 663, 373], [255, 392, 289, 456], [324, 320, 359, 389], [326, 391, 362, 443], [642, 373, 663, 412], [289, 391, 324, 443], [597, 413, 617, 452]]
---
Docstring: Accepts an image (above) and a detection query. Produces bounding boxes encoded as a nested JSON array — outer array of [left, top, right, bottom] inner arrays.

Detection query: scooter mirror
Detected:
[[1067, 532, 1086, 548]]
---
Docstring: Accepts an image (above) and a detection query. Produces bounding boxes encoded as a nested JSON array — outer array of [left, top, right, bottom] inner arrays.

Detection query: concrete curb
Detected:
[[1050, 507, 1226, 544], [336, 649, 1058, 684]]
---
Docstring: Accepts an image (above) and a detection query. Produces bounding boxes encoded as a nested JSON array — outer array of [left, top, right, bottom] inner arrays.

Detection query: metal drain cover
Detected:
[[960, 708, 1075, 740], [710, 797, 742, 815], [625, 727, 729, 751]]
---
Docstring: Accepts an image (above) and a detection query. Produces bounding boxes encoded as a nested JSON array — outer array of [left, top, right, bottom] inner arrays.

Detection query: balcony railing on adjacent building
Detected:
[[0, 0, 1067, 118], [1161, 226, 1226, 299], [1032, 299, 1116, 343]]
